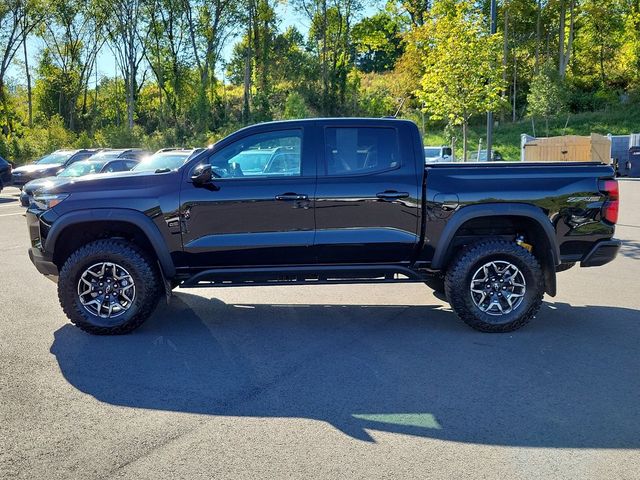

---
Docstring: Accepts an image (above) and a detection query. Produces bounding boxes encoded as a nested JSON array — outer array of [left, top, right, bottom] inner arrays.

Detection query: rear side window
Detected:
[[103, 161, 129, 173], [69, 152, 93, 164], [324, 127, 400, 176]]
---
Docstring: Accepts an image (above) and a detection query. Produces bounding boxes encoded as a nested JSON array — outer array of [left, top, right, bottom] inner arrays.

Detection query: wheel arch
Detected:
[[45, 209, 176, 278], [431, 203, 559, 296]]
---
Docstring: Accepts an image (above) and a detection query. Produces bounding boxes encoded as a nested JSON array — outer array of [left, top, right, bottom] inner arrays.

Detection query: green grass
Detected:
[[420, 106, 640, 161]]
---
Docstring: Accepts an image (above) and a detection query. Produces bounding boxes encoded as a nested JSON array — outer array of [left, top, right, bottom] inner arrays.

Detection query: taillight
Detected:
[[599, 178, 619, 224]]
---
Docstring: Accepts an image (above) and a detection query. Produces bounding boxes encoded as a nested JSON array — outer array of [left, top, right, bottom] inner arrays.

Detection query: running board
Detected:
[[180, 265, 428, 288]]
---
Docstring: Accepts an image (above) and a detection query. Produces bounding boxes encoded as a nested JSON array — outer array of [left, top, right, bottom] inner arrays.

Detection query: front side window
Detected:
[[325, 127, 400, 176], [58, 161, 102, 177], [209, 130, 302, 178]]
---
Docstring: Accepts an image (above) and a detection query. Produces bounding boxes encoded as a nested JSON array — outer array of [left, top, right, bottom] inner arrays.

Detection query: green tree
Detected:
[[416, 0, 506, 161], [527, 62, 567, 136], [352, 11, 404, 73]]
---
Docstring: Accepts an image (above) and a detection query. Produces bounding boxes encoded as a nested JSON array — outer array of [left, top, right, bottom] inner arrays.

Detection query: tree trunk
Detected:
[[559, 0, 566, 76], [462, 121, 468, 162], [22, 31, 32, 127], [559, 0, 575, 78], [512, 51, 517, 122], [242, 3, 253, 124], [127, 56, 135, 130], [535, 0, 541, 73], [501, 4, 509, 123], [545, 117, 549, 137]]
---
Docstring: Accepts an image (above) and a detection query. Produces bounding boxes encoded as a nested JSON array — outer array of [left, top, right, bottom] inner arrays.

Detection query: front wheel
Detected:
[[445, 239, 544, 333], [58, 239, 163, 335]]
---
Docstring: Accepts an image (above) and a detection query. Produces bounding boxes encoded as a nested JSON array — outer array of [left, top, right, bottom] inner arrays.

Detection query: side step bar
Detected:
[[180, 265, 429, 288]]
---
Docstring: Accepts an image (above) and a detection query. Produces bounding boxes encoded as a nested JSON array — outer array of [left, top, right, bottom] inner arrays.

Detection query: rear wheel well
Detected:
[[442, 215, 557, 295], [52, 221, 157, 270]]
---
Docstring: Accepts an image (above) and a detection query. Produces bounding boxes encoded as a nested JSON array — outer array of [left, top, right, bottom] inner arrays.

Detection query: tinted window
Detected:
[[58, 161, 105, 177], [103, 161, 129, 173], [68, 152, 93, 164], [442, 147, 452, 156], [424, 148, 440, 157], [325, 127, 399, 176], [208, 130, 302, 178]]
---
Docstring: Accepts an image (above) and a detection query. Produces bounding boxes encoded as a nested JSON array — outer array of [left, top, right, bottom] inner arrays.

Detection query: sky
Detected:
[[8, 1, 380, 89]]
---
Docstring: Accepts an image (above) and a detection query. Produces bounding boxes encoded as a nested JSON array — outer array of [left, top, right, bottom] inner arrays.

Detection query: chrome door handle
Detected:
[[376, 191, 409, 200], [275, 193, 309, 201]]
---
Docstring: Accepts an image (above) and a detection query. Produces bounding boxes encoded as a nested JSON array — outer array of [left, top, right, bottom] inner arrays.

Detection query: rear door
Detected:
[[314, 123, 420, 264], [179, 126, 317, 268]]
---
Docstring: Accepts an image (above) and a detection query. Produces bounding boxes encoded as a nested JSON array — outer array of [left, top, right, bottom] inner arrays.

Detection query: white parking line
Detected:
[[0, 212, 23, 217], [0, 202, 20, 208]]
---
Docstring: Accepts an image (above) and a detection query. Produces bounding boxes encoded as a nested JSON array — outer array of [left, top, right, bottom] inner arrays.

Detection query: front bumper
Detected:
[[26, 209, 58, 277], [28, 247, 58, 276], [580, 239, 621, 267]]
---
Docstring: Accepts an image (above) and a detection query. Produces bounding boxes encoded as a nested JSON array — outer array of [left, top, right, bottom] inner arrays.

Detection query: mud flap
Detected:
[[157, 261, 172, 304]]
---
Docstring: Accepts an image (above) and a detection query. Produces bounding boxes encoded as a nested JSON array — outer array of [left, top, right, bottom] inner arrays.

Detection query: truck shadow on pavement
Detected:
[[50, 293, 640, 447]]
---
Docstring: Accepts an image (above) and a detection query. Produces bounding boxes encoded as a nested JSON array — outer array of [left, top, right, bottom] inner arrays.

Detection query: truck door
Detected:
[[180, 127, 317, 267], [314, 124, 420, 264]]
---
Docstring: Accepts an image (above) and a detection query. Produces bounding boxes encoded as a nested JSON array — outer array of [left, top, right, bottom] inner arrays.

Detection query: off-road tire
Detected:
[[58, 239, 162, 335], [445, 239, 544, 333]]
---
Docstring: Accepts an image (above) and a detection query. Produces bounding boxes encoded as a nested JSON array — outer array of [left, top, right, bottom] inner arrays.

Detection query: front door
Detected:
[[180, 127, 316, 268]]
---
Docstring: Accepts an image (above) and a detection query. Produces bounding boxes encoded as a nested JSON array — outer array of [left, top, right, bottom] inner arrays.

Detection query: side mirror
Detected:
[[191, 164, 213, 186]]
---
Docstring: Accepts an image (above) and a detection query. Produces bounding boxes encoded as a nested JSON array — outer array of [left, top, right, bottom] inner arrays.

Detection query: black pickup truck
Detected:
[[25, 118, 620, 334]]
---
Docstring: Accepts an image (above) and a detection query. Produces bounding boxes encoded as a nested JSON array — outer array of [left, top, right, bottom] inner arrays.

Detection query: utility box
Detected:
[[521, 133, 611, 163], [628, 146, 640, 177], [607, 133, 640, 176]]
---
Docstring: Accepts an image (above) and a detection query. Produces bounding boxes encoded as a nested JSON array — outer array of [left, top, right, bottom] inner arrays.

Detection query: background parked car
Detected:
[[133, 148, 204, 172], [424, 146, 454, 163], [0, 155, 12, 192], [11, 149, 99, 188], [86, 148, 150, 163], [20, 157, 140, 207]]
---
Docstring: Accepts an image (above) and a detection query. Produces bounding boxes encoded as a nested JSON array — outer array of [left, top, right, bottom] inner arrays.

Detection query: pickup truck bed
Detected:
[[25, 118, 620, 335]]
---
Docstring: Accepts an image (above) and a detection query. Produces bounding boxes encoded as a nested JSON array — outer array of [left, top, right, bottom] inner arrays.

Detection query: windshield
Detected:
[[424, 148, 441, 158], [37, 151, 74, 165], [58, 161, 105, 177], [133, 152, 192, 172]]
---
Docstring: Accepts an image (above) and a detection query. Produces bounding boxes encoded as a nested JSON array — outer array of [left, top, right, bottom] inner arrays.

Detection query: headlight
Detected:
[[32, 193, 69, 210]]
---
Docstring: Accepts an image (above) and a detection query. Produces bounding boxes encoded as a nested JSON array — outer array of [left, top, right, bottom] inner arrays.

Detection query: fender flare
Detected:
[[430, 203, 559, 296], [44, 208, 176, 278]]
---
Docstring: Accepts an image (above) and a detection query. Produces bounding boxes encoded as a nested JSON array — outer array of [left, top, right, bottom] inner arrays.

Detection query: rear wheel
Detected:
[[58, 239, 162, 335], [445, 239, 544, 333]]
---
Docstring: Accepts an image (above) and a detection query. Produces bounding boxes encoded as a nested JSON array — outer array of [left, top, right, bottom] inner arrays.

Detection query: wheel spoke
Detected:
[[470, 260, 526, 316], [77, 262, 136, 319]]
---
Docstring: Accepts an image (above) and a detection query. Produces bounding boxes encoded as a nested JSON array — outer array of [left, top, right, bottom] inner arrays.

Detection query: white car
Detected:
[[424, 146, 453, 163]]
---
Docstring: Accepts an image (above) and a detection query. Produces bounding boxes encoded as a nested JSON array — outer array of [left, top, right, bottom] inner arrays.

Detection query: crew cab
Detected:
[[25, 118, 621, 334]]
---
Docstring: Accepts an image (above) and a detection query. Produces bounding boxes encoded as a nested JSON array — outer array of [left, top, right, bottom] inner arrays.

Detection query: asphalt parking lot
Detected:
[[1, 182, 639, 480]]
